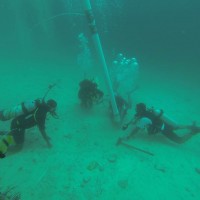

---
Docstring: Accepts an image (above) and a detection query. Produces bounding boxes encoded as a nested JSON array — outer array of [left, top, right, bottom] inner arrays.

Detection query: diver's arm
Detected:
[[118, 126, 140, 145], [36, 106, 52, 148], [126, 126, 140, 140], [38, 126, 52, 148], [122, 117, 138, 130]]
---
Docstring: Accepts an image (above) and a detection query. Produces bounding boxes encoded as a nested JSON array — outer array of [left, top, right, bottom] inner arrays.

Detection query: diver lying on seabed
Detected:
[[118, 103, 200, 144]]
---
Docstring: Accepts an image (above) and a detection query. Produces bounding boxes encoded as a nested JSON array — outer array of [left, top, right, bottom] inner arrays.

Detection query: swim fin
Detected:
[[189, 122, 200, 135]]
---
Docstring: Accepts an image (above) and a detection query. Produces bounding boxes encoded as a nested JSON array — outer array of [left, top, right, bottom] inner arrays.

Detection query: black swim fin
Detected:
[[190, 122, 200, 135]]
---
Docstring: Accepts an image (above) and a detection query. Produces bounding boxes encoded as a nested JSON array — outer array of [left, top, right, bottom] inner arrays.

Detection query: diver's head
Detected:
[[135, 103, 146, 117], [46, 99, 58, 118]]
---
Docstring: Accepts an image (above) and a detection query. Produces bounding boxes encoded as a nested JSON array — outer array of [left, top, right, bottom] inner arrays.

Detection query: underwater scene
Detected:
[[0, 0, 200, 199]]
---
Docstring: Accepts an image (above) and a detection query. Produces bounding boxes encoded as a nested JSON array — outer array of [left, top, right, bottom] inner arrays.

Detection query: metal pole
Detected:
[[82, 0, 120, 121]]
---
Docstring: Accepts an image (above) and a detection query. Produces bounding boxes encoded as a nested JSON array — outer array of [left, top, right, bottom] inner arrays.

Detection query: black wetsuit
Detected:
[[11, 103, 49, 145], [139, 110, 164, 135], [78, 79, 103, 108], [138, 110, 191, 144]]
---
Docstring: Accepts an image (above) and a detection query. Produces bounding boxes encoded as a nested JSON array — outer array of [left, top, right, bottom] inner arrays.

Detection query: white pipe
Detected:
[[82, 0, 120, 121]]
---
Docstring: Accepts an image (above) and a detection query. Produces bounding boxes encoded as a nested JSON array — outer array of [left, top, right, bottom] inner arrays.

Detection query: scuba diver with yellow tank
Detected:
[[118, 103, 200, 144], [0, 84, 58, 158]]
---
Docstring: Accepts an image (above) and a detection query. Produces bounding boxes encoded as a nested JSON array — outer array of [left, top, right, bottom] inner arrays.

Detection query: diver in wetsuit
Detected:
[[120, 103, 200, 144], [0, 99, 57, 158], [78, 79, 104, 108], [109, 93, 132, 123]]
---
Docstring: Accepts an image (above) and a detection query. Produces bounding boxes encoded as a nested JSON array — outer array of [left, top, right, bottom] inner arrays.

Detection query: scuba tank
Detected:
[[0, 99, 41, 121], [0, 134, 15, 158], [0, 82, 57, 121], [152, 109, 178, 128]]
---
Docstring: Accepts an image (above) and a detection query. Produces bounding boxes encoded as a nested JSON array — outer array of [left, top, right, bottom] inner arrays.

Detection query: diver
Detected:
[[119, 103, 200, 144], [0, 99, 58, 158], [109, 93, 132, 124], [78, 79, 104, 108], [109, 86, 138, 124]]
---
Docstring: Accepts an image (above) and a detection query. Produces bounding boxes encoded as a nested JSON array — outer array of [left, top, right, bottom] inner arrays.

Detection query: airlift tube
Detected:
[[82, 0, 120, 121]]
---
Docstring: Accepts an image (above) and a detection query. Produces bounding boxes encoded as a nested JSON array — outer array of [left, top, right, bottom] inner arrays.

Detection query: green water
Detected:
[[0, 1, 200, 199]]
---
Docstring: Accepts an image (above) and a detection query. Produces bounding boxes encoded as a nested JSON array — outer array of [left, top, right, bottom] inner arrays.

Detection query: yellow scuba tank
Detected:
[[153, 109, 178, 128], [0, 135, 15, 158], [0, 99, 41, 121]]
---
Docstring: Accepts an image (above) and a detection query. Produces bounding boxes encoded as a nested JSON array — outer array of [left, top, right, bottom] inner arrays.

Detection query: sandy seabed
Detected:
[[0, 58, 200, 200]]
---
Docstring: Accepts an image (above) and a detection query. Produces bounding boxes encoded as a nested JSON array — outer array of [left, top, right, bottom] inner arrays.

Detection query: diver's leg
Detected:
[[10, 119, 25, 153], [9, 128, 25, 153], [162, 125, 193, 144], [174, 121, 200, 134]]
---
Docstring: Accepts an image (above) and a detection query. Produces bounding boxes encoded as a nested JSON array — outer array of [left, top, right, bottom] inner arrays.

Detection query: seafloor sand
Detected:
[[0, 58, 200, 200]]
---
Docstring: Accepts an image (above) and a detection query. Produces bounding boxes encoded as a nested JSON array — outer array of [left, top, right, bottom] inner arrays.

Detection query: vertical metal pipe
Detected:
[[82, 0, 120, 121]]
